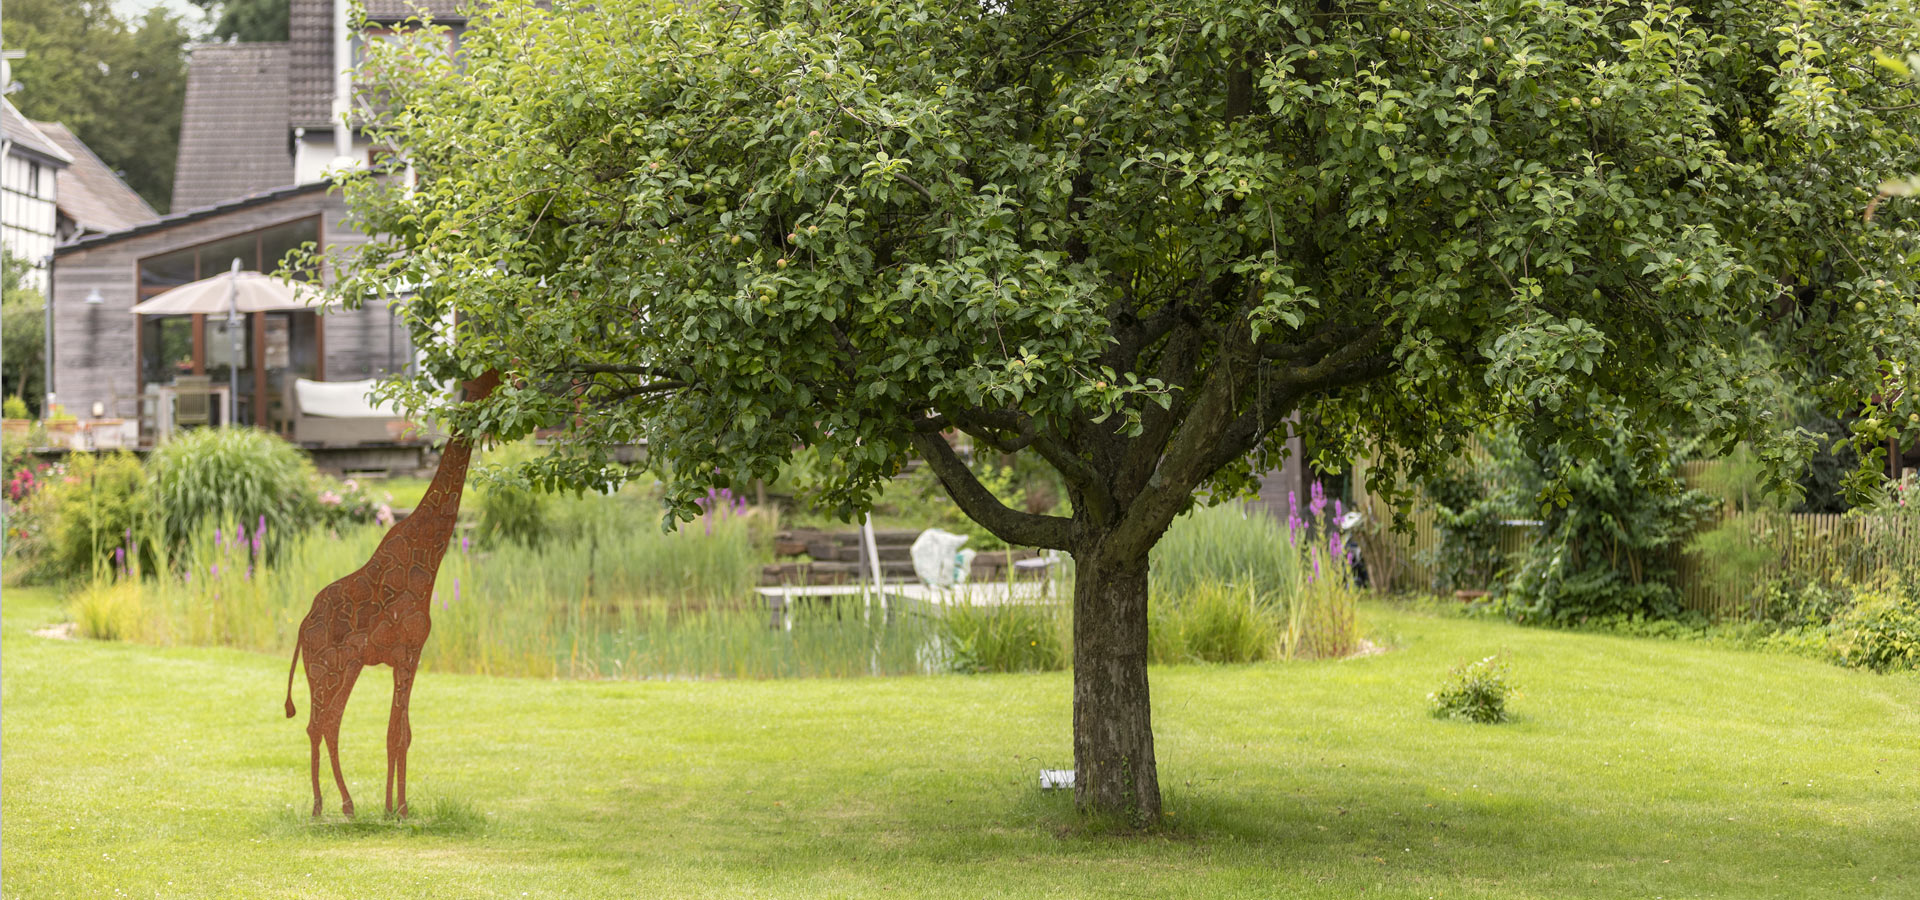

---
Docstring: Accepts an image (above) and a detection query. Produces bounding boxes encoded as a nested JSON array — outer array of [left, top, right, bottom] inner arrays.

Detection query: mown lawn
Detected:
[[3, 583, 1916, 899]]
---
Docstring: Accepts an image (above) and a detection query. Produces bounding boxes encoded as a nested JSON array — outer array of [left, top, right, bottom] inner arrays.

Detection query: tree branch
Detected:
[[908, 432, 1074, 550]]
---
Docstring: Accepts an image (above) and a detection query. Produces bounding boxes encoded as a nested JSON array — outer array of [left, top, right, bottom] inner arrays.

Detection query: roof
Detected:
[[57, 181, 331, 255], [33, 121, 157, 234], [363, 1, 472, 21], [288, 1, 472, 129], [288, 0, 335, 128], [172, 43, 294, 212], [1, 99, 73, 167]]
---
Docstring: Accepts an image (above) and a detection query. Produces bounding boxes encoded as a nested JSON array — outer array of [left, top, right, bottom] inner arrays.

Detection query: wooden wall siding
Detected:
[[1249, 415, 1307, 525], [48, 259, 142, 417], [49, 188, 412, 424], [321, 302, 413, 381]]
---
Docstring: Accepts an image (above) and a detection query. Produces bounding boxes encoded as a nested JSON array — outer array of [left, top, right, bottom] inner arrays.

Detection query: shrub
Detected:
[[1499, 431, 1717, 622], [1828, 582, 1920, 673], [147, 428, 316, 561], [3, 395, 27, 418], [69, 579, 146, 641], [1429, 655, 1515, 723], [939, 602, 1067, 673], [314, 476, 391, 530], [1421, 458, 1509, 593], [473, 439, 554, 547], [40, 452, 150, 581], [1149, 579, 1277, 664]]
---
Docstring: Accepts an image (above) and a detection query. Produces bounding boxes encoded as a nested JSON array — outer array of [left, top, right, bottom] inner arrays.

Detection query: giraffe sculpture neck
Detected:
[[373, 370, 500, 570], [378, 440, 474, 557]]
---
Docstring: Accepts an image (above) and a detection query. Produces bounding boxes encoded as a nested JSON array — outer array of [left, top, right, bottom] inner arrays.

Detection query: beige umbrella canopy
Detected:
[[129, 268, 327, 316], [131, 261, 330, 427]]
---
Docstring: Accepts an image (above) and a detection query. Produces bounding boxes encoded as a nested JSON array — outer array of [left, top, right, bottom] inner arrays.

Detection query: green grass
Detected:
[[372, 476, 432, 510], [4, 583, 1918, 898]]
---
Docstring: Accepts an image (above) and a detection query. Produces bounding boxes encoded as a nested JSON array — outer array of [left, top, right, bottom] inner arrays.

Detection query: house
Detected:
[[47, 1, 466, 458], [34, 120, 158, 243], [1, 97, 71, 291]]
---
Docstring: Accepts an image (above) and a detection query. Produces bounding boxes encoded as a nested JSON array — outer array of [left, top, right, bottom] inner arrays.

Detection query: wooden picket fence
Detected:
[[1352, 490, 1920, 621], [1674, 511, 1920, 619]]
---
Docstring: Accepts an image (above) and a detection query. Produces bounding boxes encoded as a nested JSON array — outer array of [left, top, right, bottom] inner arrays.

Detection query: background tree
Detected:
[[1, 252, 46, 415], [333, 0, 1920, 823], [2, 0, 190, 212], [190, 0, 289, 43]]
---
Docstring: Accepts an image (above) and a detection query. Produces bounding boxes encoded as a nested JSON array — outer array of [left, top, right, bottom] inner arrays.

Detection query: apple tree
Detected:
[[333, 0, 1920, 822]]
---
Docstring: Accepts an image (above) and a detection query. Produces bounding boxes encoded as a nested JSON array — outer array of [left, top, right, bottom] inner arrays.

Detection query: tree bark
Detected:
[[1071, 548, 1160, 824]]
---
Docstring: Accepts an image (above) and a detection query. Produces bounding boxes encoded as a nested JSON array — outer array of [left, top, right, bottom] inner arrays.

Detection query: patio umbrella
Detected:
[[130, 261, 330, 426], [128, 268, 327, 316]]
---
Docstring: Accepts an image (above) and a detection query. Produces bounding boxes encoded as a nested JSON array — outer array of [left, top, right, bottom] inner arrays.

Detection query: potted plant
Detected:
[[41, 405, 80, 450], [1, 395, 30, 441]]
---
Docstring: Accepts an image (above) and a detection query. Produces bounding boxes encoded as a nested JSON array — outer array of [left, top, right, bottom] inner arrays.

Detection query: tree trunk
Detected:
[[1071, 550, 1161, 824]]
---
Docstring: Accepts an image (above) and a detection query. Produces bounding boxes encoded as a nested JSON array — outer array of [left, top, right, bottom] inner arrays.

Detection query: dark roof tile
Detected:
[[289, 0, 336, 128], [363, 1, 471, 21], [171, 43, 293, 211], [58, 181, 333, 254]]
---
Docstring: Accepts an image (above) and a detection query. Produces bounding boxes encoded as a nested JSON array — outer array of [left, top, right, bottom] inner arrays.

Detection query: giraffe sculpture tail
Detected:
[[285, 641, 302, 718]]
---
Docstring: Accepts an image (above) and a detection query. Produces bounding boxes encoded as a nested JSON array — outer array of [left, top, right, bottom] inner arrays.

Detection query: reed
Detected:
[[124, 496, 956, 680]]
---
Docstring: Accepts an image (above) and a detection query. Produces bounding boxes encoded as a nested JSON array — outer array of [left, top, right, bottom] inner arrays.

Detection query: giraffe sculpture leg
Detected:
[[307, 724, 323, 818], [316, 659, 363, 817], [386, 653, 419, 817]]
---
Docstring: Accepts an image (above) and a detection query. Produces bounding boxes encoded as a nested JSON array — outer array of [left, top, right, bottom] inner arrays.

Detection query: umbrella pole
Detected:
[[227, 258, 241, 427]]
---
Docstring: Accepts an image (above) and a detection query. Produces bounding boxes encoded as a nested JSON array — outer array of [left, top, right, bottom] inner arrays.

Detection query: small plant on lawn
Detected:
[[69, 578, 146, 641], [1429, 655, 1515, 724]]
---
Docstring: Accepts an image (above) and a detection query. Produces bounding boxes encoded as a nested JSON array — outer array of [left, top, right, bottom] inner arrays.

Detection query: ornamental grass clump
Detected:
[[146, 428, 316, 562], [1429, 655, 1516, 724], [1280, 483, 1363, 659], [1148, 579, 1277, 665]]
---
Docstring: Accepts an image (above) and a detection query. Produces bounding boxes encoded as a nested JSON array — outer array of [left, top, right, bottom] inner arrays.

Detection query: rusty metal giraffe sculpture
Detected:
[[284, 370, 499, 818]]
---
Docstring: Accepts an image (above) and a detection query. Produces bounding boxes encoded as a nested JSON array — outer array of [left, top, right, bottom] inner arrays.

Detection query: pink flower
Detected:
[[319, 491, 342, 507], [376, 504, 394, 526], [343, 479, 360, 493]]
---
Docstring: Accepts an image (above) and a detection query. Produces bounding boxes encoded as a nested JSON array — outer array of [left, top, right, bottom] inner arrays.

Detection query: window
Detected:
[[138, 217, 321, 297], [140, 317, 195, 386], [27, 161, 40, 196], [135, 216, 326, 427]]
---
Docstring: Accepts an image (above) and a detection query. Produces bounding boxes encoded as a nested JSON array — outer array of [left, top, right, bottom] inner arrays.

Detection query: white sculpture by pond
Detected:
[[910, 529, 976, 588]]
